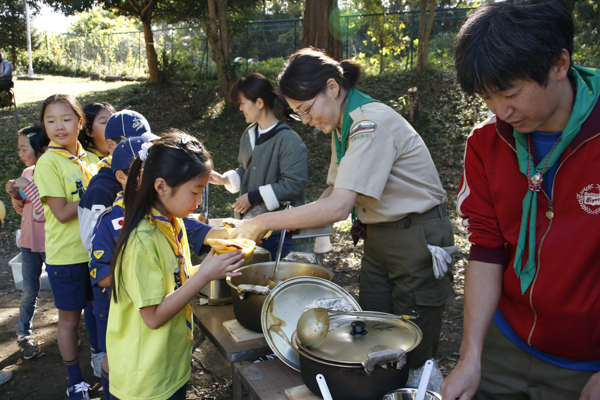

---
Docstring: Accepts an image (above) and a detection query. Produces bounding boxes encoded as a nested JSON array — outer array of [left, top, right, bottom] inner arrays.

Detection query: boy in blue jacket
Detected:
[[78, 110, 158, 377]]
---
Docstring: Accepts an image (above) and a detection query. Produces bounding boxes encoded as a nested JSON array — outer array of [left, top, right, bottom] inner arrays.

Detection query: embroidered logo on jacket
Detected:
[[577, 184, 600, 214], [93, 250, 104, 259], [349, 121, 376, 142], [90, 268, 97, 279]]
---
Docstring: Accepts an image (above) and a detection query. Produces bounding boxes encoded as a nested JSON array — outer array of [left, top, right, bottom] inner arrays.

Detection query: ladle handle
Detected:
[[272, 203, 292, 278], [415, 359, 434, 400], [316, 374, 334, 400]]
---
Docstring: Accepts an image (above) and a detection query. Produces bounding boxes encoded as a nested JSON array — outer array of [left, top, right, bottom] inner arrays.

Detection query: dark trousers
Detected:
[[0, 79, 12, 92], [476, 322, 594, 400], [358, 204, 455, 368]]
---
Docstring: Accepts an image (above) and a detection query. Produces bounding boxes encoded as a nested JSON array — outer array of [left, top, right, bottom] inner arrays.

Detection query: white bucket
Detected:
[[8, 253, 51, 291]]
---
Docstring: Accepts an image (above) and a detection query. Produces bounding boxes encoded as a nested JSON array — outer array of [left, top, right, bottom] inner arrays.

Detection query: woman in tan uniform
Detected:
[[232, 48, 454, 368]]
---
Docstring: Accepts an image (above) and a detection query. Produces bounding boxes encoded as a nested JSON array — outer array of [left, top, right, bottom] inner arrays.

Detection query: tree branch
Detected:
[[140, 0, 158, 21], [124, 0, 142, 15]]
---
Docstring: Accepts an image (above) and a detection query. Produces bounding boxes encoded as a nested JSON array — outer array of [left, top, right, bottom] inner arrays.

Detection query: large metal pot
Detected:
[[226, 262, 333, 332], [291, 313, 422, 400]]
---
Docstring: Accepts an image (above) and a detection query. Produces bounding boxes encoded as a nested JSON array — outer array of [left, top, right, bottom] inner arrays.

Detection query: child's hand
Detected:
[[5, 180, 21, 199], [13, 177, 31, 189], [197, 248, 244, 282]]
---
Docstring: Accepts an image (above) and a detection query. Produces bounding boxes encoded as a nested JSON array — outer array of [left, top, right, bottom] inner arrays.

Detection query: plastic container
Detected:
[[9, 253, 51, 291]]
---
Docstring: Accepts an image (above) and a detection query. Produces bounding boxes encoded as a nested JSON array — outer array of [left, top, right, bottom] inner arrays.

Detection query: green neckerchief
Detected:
[[335, 88, 380, 164], [335, 88, 380, 223], [513, 65, 600, 294]]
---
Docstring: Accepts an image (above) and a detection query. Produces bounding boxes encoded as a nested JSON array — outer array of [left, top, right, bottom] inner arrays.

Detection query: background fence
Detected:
[[27, 2, 600, 80]]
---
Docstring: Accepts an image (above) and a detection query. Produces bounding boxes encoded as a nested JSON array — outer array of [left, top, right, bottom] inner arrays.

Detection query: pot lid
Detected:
[[260, 276, 361, 372], [300, 313, 422, 365]]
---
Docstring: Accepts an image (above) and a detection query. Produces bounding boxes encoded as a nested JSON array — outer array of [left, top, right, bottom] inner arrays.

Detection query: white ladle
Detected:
[[316, 374, 333, 400], [415, 359, 434, 400]]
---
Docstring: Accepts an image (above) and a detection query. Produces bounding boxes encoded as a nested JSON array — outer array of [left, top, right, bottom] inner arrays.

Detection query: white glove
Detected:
[[427, 245, 459, 279]]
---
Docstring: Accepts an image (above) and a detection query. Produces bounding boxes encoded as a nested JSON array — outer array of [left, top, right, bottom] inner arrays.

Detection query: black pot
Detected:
[[226, 262, 334, 332], [293, 331, 411, 400]]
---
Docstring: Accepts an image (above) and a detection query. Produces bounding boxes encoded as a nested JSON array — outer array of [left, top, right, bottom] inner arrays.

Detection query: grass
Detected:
[[0, 71, 489, 238]]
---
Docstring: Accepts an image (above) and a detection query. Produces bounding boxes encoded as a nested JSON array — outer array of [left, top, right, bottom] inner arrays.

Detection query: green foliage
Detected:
[[572, 2, 600, 68], [0, 0, 40, 65], [67, 8, 141, 35]]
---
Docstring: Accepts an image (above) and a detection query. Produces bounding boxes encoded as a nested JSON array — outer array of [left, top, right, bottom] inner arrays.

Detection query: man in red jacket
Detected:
[[442, 1, 600, 399]]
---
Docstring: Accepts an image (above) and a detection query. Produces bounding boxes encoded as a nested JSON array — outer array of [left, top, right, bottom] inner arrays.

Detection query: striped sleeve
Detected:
[[23, 181, 44, 215]]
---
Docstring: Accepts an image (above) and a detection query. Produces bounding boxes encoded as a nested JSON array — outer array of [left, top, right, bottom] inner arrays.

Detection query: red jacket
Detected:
[[457, 96, 600, 361]]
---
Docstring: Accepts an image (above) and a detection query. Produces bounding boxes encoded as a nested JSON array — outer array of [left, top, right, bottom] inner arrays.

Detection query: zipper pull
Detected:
[[546, 199, 554, 220]]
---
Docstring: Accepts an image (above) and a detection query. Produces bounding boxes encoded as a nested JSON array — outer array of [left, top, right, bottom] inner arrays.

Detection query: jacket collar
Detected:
[[496, 75, 600, 150]]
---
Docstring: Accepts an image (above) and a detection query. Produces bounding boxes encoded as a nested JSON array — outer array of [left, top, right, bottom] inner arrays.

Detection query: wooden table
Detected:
[[236, 358, 305, 400], [192, 302, 274, 399]]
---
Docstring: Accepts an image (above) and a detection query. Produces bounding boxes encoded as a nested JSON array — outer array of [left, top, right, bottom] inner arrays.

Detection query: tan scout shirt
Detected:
[[327, 102, 446, 224]]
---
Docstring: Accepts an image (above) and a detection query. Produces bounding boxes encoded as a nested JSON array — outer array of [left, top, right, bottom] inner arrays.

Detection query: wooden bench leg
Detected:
[[232, 361, 244, 400]]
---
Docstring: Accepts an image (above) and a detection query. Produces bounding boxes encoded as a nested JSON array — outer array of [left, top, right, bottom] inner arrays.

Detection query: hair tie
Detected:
[[181, 135, 191, 145], [139, 141, 153, 161]]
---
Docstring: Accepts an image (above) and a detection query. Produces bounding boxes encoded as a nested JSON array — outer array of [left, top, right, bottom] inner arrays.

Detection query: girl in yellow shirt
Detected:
[[107, 132, 244, 400]]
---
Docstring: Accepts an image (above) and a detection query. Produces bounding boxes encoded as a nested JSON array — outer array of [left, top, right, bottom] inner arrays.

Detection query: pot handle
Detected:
[[236, 284, 270, 298], [361, 349, 407, 375]]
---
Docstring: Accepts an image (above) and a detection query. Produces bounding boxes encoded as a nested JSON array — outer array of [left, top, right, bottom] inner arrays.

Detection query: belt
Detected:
[[372, 204, 448, 229]]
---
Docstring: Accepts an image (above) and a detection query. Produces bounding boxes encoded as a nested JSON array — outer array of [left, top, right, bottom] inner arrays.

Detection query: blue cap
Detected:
[[104, 110, 159, 142], [112, 137, 149, 174]]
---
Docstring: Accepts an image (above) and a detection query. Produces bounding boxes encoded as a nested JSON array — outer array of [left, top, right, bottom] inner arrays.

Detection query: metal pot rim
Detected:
[[225, 261, 334, 291], [261, 276, 361, 371], [291, 330, 366, 369], [298, 313, 422, 365]]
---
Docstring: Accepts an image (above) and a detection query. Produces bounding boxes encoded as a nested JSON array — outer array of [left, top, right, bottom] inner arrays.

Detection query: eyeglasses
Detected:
[[290, 95, 319, 122]]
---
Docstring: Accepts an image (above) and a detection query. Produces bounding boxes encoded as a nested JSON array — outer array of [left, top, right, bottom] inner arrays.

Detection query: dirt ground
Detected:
[[0, 221, 466, 400]]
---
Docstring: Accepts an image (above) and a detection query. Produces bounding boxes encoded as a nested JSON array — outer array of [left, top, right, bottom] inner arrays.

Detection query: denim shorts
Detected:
[[46, 262, 93, 311]]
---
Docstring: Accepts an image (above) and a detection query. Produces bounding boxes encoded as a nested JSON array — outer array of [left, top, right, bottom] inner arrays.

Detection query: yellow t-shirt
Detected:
[[107, 218, 193, 400], [35, 151, 99, 265]]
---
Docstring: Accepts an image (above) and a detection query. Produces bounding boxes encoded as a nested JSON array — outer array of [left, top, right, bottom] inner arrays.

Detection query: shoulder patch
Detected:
[[112, 217, 124, 230], [349, 121, 377, 142], [93, 250, 105, 259]]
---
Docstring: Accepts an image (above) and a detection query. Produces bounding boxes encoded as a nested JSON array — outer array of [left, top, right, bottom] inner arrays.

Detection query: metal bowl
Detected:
[[226, 262, 334, 332], [381, 388, 442, 400]]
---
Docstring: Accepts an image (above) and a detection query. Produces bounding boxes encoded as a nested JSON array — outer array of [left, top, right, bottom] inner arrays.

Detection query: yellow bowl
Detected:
[[212, 239, 255, 262]]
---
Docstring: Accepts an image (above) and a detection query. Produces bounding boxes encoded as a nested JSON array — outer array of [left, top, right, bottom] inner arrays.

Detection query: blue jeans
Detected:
[[17, 248, 46, 337]]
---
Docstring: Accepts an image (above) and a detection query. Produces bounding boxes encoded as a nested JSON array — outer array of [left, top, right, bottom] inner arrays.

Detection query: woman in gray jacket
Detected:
[[210, 73, 308, 260]]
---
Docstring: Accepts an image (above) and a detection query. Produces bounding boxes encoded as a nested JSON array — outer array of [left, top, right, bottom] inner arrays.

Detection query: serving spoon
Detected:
[[296, 308, 419, 348]]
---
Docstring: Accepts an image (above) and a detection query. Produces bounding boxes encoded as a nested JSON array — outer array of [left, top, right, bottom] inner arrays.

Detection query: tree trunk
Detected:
[[563, 0, 575, 13], [417, 0, 436, 72], [201, 0, 237, 105], [302, 0, 343, 61], [10, 47, 18, 67], [140, 2, 164, 83]]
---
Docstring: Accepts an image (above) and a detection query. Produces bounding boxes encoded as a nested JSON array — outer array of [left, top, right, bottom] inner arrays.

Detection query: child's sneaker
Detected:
[[17, 337, 40, 360], [91, 352, 106, 378], [66, 381, 91, 400]]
